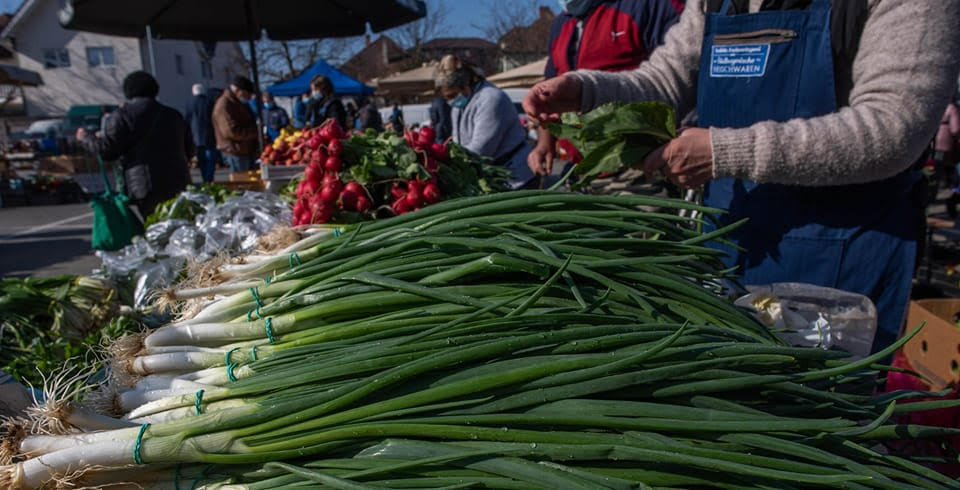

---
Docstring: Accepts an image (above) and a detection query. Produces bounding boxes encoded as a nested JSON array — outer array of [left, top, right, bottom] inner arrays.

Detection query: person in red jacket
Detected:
[[529, 0, 684, 176]]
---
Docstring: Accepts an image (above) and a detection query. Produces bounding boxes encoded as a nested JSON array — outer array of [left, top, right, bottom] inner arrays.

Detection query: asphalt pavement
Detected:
[[0, 202, 100, 278]]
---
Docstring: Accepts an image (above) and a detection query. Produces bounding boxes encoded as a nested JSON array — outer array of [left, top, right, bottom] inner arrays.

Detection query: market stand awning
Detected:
[[373, 62, 437, 98], [0, 63, 42, 87], [488, 58, 547, 89], [58, 0, 427, 41], [268, 59, 373, 97]]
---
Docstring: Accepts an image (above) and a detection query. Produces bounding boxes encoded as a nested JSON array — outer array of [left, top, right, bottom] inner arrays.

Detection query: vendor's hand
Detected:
[[523, 74, 583, 123], [75, 128, 87, 141], [642, 128, 714, 189], [528, 131, 556, 176]]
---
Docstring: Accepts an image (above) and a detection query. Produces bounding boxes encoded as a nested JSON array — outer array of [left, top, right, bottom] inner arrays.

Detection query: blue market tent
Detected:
[[268, 60, 374, 97]]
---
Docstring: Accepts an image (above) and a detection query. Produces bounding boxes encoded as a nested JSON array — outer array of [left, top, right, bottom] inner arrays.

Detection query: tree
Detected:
[[473, 0, 539, 43], [242, 37, 362, 86], [386, 0, 451, 61]]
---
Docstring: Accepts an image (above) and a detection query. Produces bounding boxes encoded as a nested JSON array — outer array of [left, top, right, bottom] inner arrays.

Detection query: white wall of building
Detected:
[[6, 0, 245, 118]]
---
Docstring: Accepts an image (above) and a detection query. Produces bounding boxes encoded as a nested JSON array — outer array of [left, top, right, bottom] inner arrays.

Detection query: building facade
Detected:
[[1, 0, 245, 118]]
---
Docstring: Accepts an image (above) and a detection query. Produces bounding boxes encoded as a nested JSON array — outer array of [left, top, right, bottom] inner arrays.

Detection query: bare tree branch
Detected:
[[242, 37, 362, 86], [472, 0, 538, 42], [387, 0, 451, 61]]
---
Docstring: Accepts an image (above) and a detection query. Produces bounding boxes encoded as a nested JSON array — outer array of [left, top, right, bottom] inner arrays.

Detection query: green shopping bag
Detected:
[[90, 156, 143, 251]]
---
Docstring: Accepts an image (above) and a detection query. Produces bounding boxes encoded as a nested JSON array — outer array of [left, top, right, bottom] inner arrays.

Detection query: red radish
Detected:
[[340, 190, 359, 211], [344, 181, 365, 196], [304, 163, 322, 184], [403, 130, 416, 148], [405, 182, 421, 207], [322, 172, 339, 186], [422, 182, 441, 204], [324, 156, 341, 172], [327, 139, 343, 157], [320, 179, 342, 203], [355, 195, 372, 212], [392, 197, 412, 215], [302, 178, 321, 196], [390, 183, 406, 200], [424, 157, 439, 173], [419, 126, 436, 143], [296, 180, 308, 195], [431, 143, 449, 161]]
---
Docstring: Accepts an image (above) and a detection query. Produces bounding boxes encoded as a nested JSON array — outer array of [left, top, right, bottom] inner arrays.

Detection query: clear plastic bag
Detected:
[[735, 282, 878, 360], [145, 219, 190, 249]]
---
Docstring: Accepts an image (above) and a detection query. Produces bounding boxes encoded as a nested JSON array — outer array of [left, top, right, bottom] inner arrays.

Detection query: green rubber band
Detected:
[[289, 252, 301, 269], [227, 363, 238, 382], [225, 347, 240, 366], [251, 345, 259, 361], [190, 465, 213, 490], [333, 227, 342, 237], [249, 287, 263, 319], [246, 309, 253, 322], [265, 317, 276, 344], [133, 423, 150, 464], [195, 390, 204, 416], [174, 463, 181, 489], [264, 276, 272, 284]]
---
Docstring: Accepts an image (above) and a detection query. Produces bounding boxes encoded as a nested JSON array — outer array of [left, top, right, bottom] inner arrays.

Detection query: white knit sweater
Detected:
[[571, 0, 960, 186]]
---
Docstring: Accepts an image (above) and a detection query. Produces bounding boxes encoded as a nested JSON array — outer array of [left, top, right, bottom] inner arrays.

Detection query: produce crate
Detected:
[[228, 169, 261, 183], [902, 298, 960, 390], [260, 163, 305, 182], [219, 180, 266, 192]]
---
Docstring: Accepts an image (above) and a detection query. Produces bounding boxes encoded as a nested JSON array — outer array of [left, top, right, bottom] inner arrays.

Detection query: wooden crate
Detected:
[[902, 299, 960, 390], [260, 163, 305, 182]]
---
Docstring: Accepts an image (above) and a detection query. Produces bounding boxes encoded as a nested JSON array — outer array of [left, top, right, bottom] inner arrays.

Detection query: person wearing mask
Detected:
[[212, 76, 259, 172], [934, 96, 960, 217], [528, 0, 684, 177], [185, 83, 218, 183], [293, 91, 310, 129], [524, 0, 960, 352], [429, 96, 452, 142], [77, 71, 193, 217], [262, 91, 290, 143], [305, 75, 347, 129], [435, 54, 534, 189], [355, 97, 384, 132]]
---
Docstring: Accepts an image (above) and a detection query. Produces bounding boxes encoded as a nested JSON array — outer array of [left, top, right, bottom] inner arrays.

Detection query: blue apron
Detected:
[[698, 0, 920, 352]]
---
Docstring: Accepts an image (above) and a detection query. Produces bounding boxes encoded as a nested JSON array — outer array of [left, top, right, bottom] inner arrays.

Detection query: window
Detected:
[[85, 46, 116, 67], [200, 60, 213, 79], [43, 48, 70, 68], [175, 54, 184, 75]]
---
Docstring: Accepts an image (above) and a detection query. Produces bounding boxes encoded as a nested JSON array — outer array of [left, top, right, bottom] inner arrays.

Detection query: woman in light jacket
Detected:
[[434, 55, 533, 189]]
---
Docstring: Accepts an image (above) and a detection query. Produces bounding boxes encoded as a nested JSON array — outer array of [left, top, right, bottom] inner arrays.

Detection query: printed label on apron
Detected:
[[710, 44, 770, 78]]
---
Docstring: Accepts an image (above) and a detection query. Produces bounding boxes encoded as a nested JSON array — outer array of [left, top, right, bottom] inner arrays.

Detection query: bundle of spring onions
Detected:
[[4, 191, 960, 489]]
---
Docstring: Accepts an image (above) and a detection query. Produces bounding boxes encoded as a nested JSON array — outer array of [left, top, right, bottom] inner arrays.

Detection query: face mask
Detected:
[[450, 94, 469, 109], [264, 102, 274, 109], [558, 0, 593, 16], [312, 91, 324, 100]]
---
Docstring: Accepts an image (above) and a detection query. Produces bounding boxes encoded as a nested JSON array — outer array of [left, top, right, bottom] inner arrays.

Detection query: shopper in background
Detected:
[[935, 95, 960, 217], [293, 91, 309, 129], [435, 54, 534, 189], [389, 103, 405, 133], [77, 71, 193, 217], [305, 75, 347, 129], [261, 91, 290, 143], [429, 96, 452, 142], [529, 0, 684, 177], [212, 76, 259, 172], [355, 97, 384, 132], [185, 83, 218, 183]]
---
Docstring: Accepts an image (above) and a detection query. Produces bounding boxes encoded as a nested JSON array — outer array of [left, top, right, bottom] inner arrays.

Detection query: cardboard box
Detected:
[[36, 155, 97, 175], [903, 299, 960, 390], [228, 170, 261, 183]]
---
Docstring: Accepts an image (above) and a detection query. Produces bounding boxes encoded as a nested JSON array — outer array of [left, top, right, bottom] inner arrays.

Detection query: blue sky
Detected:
[[0, 0, 20, 15]]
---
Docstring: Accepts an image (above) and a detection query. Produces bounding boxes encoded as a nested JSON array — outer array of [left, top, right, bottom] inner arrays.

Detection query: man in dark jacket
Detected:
[[77, 71, 193, 218], [212, 76, 259, 172], [262, 91, 290, 143], [305, 75, 347, 129], [355, 97, 383, 132], [185, 83, 217, 183], [529, 0, 683, 176], [429, 96, 452, 142]]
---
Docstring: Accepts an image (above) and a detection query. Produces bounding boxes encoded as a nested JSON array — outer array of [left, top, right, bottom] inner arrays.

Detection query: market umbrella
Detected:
[[0, 64, 42, 87], [59, 0, 426, 147]]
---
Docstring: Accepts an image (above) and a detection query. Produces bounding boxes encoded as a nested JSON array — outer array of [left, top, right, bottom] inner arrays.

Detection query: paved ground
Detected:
[[0, 202, 100, 278]]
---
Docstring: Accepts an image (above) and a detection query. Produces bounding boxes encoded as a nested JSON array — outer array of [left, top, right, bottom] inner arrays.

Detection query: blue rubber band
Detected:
[[264, 276, 272, 284], [265, 317, 276, 344], [333, 227, 343, 237], [289, 252, 301, 269], [251, 345, 259, 361], [133, 423, 150, 464], [246, 309, 253, 322], [227, 363, 238, 382], [195, 390, 204, 416], [225, 347, 240, 366]]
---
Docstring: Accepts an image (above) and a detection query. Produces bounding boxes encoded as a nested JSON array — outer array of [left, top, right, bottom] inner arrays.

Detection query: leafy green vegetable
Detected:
[[144, 184, 239, 227], [548, 101, 677, 184]]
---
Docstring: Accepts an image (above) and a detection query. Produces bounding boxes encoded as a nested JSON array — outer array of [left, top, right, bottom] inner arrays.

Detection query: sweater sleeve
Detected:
[[569, 0, 704, 118], [462, 91, 511, 157], [711, 0, 960, 186], [83, 110, 130, 162]]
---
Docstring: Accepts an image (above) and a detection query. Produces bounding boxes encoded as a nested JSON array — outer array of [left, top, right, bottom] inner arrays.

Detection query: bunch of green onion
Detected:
[[3, 191, 958, 489]]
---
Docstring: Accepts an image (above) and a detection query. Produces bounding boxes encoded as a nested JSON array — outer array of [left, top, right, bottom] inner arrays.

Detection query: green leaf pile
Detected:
[[548, 101, 677, 183]]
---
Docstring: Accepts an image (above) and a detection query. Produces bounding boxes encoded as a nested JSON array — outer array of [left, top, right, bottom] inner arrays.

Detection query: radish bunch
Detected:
[[291, 122, 371, 225], [260, 122, 347, 167]]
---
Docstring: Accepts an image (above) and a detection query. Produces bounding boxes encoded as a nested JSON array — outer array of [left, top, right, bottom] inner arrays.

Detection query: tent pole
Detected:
[[244, 0, 265, 154], [145, 25, 158, 75]]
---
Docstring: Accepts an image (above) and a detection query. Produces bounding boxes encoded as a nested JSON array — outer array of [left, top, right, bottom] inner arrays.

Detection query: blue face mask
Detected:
[[558, 0, 593, 16], [264, 102, 274, 109], [450, 94, 469, 109], [312, 91, 324, 101]]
